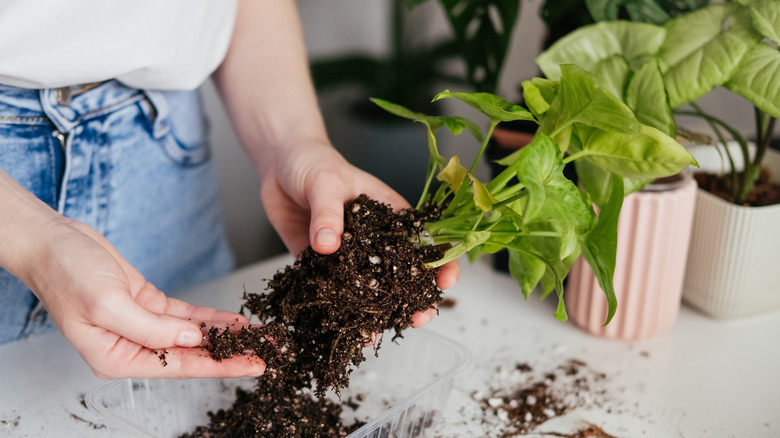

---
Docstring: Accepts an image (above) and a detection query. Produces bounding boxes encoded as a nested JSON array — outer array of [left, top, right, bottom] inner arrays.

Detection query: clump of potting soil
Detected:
[[183, 195, 445, 437], [241, 194, 445, 397]]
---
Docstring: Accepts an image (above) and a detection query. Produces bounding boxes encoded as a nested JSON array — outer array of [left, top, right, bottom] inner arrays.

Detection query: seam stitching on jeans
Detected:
[[78, 93, 145, 122], [0, 116, 48, 122]]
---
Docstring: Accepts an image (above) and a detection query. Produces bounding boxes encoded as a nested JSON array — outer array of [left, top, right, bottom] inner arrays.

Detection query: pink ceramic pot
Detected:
[[567, 172, 697, 340]]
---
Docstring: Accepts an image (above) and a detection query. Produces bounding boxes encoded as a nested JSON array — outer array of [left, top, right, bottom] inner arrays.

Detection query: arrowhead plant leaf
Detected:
[[372, 62, 695, 324]]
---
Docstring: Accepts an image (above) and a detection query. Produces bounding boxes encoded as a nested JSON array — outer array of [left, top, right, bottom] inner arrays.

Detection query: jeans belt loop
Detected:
[[140, 90, 170, 140]]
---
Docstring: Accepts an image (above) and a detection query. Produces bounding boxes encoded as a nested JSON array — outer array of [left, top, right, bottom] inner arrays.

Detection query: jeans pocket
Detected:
[[0, 122, 63, 209], [138, 89, 211, 168]]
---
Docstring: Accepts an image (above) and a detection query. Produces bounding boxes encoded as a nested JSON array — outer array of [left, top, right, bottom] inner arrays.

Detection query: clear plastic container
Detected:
[[86, 328, 471, 438]]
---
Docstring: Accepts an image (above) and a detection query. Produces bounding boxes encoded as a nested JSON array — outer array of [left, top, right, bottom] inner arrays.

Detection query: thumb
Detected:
[[307, 185, 346, 255]]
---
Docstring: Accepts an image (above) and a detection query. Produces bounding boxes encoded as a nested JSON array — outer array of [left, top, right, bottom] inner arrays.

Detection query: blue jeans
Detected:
[[0, 81, 234, 344]]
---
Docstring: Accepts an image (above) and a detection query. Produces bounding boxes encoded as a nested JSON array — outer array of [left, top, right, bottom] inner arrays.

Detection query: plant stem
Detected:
[[415, 159, 437, 211], [562, 150, 590, 164], [486, 160, 521, 193], [494, 189, 528, 206], [470, 212, 485, 232], [488, 230, 563, 238], [752, 106, 776, 170], [676, 104, 752, 204], [469, 122, 497, 174]]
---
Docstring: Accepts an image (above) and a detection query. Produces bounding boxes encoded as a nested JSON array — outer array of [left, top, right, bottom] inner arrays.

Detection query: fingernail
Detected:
[[176, 330, 202, 347], [315, 228, 339, 246], [248, 359, 266, 376], [413, 312, 432, 328]]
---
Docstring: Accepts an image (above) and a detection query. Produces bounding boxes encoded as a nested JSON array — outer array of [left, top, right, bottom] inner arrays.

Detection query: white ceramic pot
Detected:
[[683, 146, 780, 319], [567, 172, 698, 340]]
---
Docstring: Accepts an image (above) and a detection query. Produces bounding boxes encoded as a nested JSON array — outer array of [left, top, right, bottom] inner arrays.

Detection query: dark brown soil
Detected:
[[469, 359, 612, 437], [183, 195, 445, 437], [695, 167, 780, 206], [545, 423, 620, 438], [152, 349, 169, 367], [179, 385, 363, 438], [439, 297, 458, 308]]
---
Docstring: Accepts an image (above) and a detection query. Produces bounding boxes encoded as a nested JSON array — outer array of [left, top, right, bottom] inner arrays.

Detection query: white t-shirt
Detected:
[[0, 0, 238, 90]]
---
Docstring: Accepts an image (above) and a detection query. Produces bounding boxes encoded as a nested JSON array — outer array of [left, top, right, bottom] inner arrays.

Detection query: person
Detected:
[[0, 0, 459, 380]]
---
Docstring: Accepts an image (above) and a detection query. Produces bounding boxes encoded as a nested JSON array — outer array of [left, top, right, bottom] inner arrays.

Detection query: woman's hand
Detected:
[[36, 219, 267, 379], [260, 139, 460, 329], [0, 169, 263, 379], [28, 219, 265, 379]]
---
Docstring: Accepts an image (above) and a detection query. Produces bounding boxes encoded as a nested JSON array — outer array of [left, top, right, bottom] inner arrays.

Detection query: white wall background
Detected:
[[205, 0, 754, 267]]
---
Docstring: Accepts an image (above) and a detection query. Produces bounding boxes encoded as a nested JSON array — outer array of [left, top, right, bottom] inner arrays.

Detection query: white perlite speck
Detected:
[[487, 398, 503, 408]]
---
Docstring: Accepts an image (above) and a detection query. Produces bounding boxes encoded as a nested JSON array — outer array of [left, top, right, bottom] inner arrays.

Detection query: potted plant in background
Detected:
[[531, 0, 712, 339], [536, 0, 780, 323], [487, 0, 711, 157], [310, 0, 522, 203], [485, 0, 709, 275], [676, 1, 780, 318]]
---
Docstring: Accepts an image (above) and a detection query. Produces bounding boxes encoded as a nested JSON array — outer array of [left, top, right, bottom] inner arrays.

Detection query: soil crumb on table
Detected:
[[439, 297, 458, 308], [0, 416, 20, 429], [68, 413, 107, 431]]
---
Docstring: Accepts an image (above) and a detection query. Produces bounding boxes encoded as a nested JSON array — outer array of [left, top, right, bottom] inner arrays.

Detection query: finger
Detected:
[[436, 259, 460, 290], [93, 346, 266, 379], [306, 176, 347, 255], [190, 319, 253, 348], [92, 289, 206, 349], [410, 306, 438, 328], [362, 332, 379, 347], [151, 295, 250, 326], [199, 321, 261, 347]]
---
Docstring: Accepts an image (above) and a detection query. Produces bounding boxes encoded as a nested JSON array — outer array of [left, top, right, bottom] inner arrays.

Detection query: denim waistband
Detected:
[[0, 81, 171, 140]]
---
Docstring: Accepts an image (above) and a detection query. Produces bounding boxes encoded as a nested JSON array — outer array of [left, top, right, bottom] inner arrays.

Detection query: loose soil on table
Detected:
[[434, 358, 621, 438], [182, 195, 445, 437], [695, 168, 780, 206], [481, 359, 610, 437]]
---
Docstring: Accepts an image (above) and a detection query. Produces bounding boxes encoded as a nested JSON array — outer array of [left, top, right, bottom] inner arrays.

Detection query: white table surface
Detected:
[[1, 254, 778, 437]]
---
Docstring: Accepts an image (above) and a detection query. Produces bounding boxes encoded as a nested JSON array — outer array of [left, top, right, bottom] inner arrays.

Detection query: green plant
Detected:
[[584, 0, 710, 24], [539, 0, 709, 51], [372, 64, 696, 323], [536, 0, 780, 205]]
